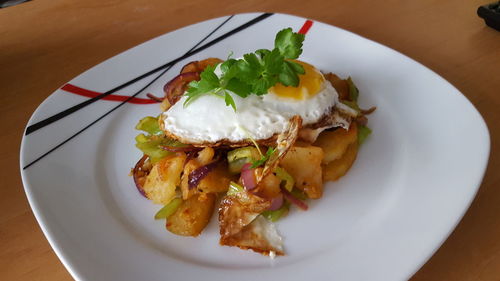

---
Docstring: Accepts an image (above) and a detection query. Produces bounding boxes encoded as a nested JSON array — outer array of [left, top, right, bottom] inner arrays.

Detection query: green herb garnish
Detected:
[[251, 147, 276, 169], [347, 77, 359, 102], [183, 28, 306, 110]]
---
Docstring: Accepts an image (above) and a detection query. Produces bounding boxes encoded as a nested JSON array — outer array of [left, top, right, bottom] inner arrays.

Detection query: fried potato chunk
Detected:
[[197, 162, 233, 194], [322, 142, 358, 181], [257, 171, 281, 199], [314, 123, 358, 164], [143, 153, 186, 205], [166, 193, 216, 236], [181, 147, 214, 200], [280, 146, 324, 199]]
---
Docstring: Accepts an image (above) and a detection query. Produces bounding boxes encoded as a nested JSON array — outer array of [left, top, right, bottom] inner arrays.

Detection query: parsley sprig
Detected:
[[183, 28, 306, 110]]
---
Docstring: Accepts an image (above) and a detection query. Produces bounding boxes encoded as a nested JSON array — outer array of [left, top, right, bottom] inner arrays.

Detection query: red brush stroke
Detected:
[[62, 21, 313, 105], [298, 20, 313, 34], [60, 84, 159, 104]]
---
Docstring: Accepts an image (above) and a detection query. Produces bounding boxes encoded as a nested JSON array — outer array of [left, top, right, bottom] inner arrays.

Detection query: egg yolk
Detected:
[[270, 60, 324, 100]]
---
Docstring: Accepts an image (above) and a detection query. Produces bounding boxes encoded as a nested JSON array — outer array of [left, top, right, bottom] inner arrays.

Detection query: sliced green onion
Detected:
[[227, 147, 260, 162], [290, 188, 307, 200], [275, 167, 294, 192], [135, 138, 173, 163], [227, 147, 260, 174], [357, 125, 372, 145], [227, 181, 244, 196], [134, 116, 189, 163], [135, 116, 162, 135], [154, 198, 182, 220], [341, 100, 361, 113], [228, 158, 251, 174], [262, 203, 289, 222], [347, 77, 359, 102], [135, 133, 149, 143]]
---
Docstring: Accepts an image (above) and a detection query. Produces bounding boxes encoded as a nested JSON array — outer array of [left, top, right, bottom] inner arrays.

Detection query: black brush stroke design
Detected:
[[25, 13, 273, 135], [23, 13, 274, 169]]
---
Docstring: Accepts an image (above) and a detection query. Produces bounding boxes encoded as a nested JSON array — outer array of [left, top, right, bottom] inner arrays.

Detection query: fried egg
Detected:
[[161, 61, 349, 145]]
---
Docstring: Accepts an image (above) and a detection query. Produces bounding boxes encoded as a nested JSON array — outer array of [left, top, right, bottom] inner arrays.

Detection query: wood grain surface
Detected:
[[1, 0, 499, 280]]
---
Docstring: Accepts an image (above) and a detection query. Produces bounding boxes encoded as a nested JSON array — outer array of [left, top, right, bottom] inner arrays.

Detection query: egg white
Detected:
[[160, 77, 340, 144]]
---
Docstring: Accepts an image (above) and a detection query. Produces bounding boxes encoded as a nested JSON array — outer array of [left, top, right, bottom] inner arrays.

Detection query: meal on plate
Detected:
[[131, 28, 375, 257]]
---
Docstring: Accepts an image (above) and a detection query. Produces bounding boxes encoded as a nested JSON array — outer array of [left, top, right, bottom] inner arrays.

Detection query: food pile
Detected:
[[131, 28, 374, 256]]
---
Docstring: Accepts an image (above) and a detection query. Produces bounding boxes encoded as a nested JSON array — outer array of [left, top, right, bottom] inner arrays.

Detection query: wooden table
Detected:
[[1, 0, 498, 280]]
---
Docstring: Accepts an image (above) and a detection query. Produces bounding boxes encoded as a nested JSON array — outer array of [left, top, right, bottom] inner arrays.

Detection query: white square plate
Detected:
[[20, 13, 490, 281]]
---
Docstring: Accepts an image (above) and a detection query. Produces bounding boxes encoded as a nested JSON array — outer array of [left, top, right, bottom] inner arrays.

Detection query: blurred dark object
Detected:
[[478, 1, 500, 31], [0, 0, 30, 8]]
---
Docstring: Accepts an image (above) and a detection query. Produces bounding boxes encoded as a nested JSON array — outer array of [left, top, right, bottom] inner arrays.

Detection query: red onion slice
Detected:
[[188, 157, 221, 189], [132, 155, 149, 198], [163, 72, 200, 105], [360, 106, 377, 115], [241, 163, 257, 190], [268, 194, 284, 211], [281, 187, 308, 211], [146, 93, 163, 102], [180, 58, 224, 74], [180, 60, 200, 74]]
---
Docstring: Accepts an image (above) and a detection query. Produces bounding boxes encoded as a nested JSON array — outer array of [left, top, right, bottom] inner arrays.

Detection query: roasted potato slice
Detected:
[[314, 123, 358, 164], [197, 162, 234, 194], [166, 193, 216, 236], [181, 147, 214, 200], [322, 142, 358, 181], [280, 145, 324, 199], [143, 153, 186, 205], [257, 170, 281, 199]]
